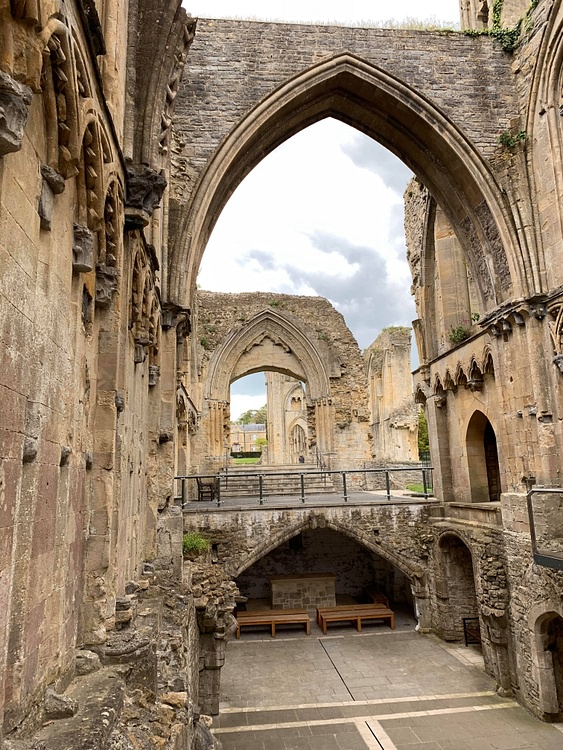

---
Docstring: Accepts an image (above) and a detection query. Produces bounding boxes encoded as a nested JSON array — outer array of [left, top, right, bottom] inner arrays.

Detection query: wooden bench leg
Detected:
[[305, 620, 310, 635], [390, 615, 395, 630], [236, 625, 241, 639], [356, 618, 362, 633]]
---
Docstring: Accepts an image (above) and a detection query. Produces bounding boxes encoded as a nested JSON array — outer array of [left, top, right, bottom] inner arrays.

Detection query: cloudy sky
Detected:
[[184, 1, 460, 419]]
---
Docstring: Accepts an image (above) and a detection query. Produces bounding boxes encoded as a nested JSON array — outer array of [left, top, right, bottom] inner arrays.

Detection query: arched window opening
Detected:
[[466, 411, 501, 502]]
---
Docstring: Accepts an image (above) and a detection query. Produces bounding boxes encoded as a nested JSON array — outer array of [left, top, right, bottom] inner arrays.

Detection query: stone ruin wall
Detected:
[[364, 327, 419, 464], [193, 291, 372, 468]]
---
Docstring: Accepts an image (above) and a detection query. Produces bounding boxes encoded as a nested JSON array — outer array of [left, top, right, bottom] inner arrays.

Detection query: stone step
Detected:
[[219, 468, 335, 497]]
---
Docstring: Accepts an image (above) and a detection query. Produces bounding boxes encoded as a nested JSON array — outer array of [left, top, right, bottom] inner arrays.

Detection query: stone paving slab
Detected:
[[214, 628, 563, 750]]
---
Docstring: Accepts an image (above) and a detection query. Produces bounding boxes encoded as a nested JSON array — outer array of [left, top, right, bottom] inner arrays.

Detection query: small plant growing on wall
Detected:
[[182, 532, 210, 557], [498, 129, 527, 150], [448, 324, 471, 345]]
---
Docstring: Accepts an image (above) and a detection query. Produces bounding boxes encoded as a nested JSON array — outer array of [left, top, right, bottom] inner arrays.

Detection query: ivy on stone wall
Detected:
[[464, 0, 539, 53]]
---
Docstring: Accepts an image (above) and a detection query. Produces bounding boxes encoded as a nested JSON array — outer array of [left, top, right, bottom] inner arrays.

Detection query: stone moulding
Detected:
[[0, 70, 33, 156]]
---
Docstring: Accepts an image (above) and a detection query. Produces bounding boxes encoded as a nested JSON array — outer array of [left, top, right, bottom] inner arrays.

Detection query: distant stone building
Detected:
[[229, 422, 267, 454]]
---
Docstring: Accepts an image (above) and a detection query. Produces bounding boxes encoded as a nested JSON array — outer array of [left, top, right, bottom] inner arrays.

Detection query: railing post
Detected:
[[181, 478, 186, 508], [422, 468, 428, 499], [342, 472, 348, 502], [259, 474, 264, 505], [385, 471, 391, 500], [300, 473, 306, 503], [216, 475, 221, 507]]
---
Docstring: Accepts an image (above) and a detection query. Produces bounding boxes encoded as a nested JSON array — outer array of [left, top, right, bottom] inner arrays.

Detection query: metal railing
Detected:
[[175, 465, 434, 508], [527, 487, 563, 571]]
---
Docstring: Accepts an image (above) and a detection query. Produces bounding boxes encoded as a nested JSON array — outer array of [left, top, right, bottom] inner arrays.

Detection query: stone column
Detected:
[[314, 397, 334, 463], [425, 394, 452, 502]]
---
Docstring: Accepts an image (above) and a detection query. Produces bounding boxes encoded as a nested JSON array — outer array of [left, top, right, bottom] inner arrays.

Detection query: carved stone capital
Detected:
[[553, 354, 563, 374], [95, 264, 119, 307], [125, 163, 167, 228], [466, 378, 484, 392], [72, 223, 94, 273], [0, 70, 33, 156], [148, 365, 160, 387], [162, 302, 191, 332]]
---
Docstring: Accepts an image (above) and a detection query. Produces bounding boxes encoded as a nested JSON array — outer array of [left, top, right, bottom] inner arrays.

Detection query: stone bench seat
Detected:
[[317, 604, 395, 634], [236, 608, 311, 638]]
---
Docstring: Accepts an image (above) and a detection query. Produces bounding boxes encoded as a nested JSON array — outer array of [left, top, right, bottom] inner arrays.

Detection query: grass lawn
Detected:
[[232, 457, 260, 464], [406, 483, 433, 494]]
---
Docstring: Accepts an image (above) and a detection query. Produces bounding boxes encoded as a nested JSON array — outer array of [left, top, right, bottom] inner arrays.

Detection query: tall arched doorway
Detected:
[[466, 411, 501, 502], [534, 612, 563, 719], [437, 533, 479, 642]]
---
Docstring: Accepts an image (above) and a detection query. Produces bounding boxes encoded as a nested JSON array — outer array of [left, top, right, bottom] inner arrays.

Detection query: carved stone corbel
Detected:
[[72, 223, 94, 273], [95, 264, 119, 307], [124, 162, 167, 229], [148, 365, 160, 387], [38, 164, 65, 229], [0, 70, 33, 156]]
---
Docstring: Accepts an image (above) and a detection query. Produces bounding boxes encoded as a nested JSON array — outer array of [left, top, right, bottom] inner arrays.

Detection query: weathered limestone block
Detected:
[[44, 689, 78, 720], [75, 649, 101, 676], [29, 670, 125, 750], [0, 70, 32, 156]]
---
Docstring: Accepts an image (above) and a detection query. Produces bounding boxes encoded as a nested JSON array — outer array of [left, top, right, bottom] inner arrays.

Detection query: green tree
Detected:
[[418, 408, 429, 456], [254, 437, 268, 451], [237, 404, 267, 425]]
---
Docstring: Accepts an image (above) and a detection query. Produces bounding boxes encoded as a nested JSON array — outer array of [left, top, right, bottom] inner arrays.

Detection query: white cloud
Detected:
[[198, 119, 416, 348], [230, 393, 267, 422]]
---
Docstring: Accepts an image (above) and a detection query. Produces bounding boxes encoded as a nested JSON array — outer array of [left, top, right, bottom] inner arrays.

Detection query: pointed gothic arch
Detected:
[[169, 52, 523, 308], [205, 308, 332, 403]]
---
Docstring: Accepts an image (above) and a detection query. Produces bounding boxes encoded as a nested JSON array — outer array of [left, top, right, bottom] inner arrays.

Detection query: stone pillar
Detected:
[[425, 394, 452, 502], [198, 631, 228, 716], [205, 400, 229, 462], [482, 610, 513, 695], [314, 397, 334, 462]]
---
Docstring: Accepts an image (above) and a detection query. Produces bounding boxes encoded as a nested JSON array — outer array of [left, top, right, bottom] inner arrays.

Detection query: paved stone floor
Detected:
[[213, 615, 563, 750]]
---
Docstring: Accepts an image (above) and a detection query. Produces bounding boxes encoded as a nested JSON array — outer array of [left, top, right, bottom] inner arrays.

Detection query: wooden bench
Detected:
[[317, 604, 395, 634], [236, 609, 311, 638], [365, 587, 390, 607], [315, 603, 387, 627]]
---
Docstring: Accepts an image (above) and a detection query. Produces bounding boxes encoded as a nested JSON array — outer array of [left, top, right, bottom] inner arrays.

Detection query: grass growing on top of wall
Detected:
[[199, 15, 460, 31]]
